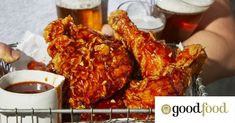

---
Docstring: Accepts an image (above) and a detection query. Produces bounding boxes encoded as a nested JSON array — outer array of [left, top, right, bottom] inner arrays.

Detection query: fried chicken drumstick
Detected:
[[44, 16, 133, 108], [108, 10, 207, 109]]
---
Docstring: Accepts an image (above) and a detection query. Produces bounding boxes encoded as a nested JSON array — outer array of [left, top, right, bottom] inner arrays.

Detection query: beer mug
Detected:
[[157, 0, 215, 43], [118, 0, 166, 39], [55, 0, 103, 30]]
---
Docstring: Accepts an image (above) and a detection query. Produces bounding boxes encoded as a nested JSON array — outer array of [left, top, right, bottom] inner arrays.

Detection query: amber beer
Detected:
[[56, 0, 102, 30], [157, 0, 214, 43]]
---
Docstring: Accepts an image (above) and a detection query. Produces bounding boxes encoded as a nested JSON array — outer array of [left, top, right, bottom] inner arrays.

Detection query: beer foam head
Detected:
[[181, 0, 214, 7], [56, 0, 101, 9], [130, 15, 164, 30], [156, 0, 213, 14]]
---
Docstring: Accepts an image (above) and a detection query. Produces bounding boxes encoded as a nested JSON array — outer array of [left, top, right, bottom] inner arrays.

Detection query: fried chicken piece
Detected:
[[109, 10, 175, 78], [109, 10, 207, 111], [125, 45, 206, 109], [44, 15, 73, 43], [176, 44, 207, 74], [44, 16, 133, 108], [125, 69, 189, 109]]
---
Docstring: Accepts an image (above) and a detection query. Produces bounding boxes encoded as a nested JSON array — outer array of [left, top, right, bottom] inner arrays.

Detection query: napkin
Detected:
[[12, 31, 51, 70]]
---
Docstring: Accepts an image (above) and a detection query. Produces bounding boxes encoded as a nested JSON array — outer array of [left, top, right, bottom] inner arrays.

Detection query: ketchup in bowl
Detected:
[[5, 81, 54, 94]]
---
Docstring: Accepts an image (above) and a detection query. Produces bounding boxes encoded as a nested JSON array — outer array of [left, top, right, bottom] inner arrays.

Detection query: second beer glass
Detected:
[[118, 1, 166, 39], [157, 0, 214, 43], [56, 0, 102, 30]]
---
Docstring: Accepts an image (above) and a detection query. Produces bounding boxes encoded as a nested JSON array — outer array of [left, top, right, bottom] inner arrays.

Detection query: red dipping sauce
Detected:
[[5, 81, 54, 94]]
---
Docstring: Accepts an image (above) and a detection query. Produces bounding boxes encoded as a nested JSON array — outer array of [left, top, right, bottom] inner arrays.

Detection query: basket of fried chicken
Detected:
[[42, 10, 207, 121]]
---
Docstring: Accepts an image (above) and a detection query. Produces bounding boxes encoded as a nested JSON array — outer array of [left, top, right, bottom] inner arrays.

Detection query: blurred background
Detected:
[[0, 0, 235, 96]]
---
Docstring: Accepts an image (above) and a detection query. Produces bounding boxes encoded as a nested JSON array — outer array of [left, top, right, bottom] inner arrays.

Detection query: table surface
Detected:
[[0, 0, 235, 95], [0, 0, 56, 44]]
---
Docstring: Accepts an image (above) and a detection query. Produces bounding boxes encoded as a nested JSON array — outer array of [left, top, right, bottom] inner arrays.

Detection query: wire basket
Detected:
[[0, 108, 155, 123]]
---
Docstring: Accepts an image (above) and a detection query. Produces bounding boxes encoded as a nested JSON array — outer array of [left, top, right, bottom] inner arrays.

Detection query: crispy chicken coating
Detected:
[[44, 16, 133, 108], [109, 10, 175, 78], [108, 10, 207, 111]]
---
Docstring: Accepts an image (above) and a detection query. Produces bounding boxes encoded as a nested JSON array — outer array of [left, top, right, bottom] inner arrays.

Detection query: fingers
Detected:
[[0, 42, 20, 63], [101, 24, 114, 36]]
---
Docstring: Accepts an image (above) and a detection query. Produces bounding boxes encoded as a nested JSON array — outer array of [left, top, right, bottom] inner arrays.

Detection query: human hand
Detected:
[[0, 42, 20, 63]]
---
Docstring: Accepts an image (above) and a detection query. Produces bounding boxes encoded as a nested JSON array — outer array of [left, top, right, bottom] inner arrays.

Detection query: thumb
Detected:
[[0, 43, 20, 63], [9, 50, 21, 63]]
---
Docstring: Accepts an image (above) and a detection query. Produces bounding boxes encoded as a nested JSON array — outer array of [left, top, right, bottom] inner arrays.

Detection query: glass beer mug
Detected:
[[55, 0, 102, 30], [117, 0, 166, 39], [156, 0, 215, 43]]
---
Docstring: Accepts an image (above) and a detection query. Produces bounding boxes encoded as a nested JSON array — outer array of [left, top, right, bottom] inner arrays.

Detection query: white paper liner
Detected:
[[12, 31, 51, 70]]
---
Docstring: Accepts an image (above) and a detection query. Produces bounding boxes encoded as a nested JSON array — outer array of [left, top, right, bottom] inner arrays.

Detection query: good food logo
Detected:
[[161, 102, 228, 117]]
